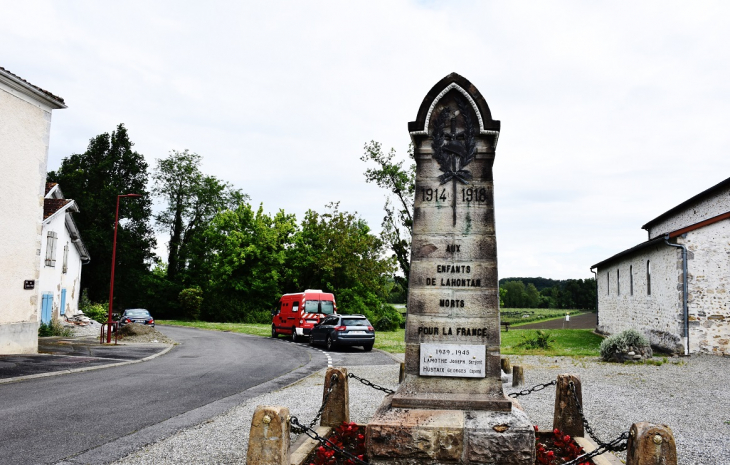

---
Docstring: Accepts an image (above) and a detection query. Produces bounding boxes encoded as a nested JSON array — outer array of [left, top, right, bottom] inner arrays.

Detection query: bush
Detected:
[[517, 330, 554, 350], [38, 320, 74, 337], [600, 329, 651, 362], [82, 302, 110, 324], [373, 304, 404, 332], [178, 287, 203, 320]]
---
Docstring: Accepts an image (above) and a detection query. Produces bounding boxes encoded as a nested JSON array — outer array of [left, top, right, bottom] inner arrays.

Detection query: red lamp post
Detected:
[[106, 193, 142, 343]]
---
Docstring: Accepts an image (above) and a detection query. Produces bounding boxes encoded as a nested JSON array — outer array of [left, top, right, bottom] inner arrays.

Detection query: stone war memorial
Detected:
[[366, 73, 535, 464]]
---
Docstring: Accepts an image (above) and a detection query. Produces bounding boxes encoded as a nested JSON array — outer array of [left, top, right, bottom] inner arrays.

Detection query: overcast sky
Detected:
[[3, 1, 730, 280]]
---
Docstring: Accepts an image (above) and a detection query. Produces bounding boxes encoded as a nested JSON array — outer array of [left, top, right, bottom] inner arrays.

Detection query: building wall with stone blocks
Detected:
[[682, 221, 730, 354], [597, 216, 730, 355], [596, 244, 685, 354], [646, 184, 730, 239]]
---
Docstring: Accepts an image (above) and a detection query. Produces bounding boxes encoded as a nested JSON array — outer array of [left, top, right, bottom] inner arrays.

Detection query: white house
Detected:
[[592, 177, 730, 356], [38, 183, 90, 324], [0, 66, 66, 354]]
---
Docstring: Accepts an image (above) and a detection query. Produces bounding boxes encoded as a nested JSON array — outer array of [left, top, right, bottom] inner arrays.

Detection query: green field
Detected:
[[158, 320, 602, 356], [500, 308, 585, 326]]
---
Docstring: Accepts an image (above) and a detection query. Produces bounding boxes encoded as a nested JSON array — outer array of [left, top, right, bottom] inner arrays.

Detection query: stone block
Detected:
[[464, 408, 535, 464], [246, 405, 289, 465], [368, 396, 464, 462]]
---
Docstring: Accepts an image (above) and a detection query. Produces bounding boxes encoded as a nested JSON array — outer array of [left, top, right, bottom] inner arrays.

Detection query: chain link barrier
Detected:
[[302, 373, 339, 430], [289, 415, 369, 465], [347, 372, 395, 395], [557, 380, 630, 464], [507, 379, 556, 398]]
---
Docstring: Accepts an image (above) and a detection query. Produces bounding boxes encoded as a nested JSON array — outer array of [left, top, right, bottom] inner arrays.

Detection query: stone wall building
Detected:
[[38, 183, 90, 324], [0, 67, 66, 354], [592, 177, 730, 355]]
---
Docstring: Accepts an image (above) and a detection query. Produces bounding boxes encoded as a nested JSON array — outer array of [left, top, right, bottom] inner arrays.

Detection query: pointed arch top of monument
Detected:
[[408, 73, 500, 136]]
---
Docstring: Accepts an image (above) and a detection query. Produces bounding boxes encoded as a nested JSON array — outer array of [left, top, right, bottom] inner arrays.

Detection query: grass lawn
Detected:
[[501, 308, 586, 326], [501, 329, 603, 357], [159, 320, 602, 356]]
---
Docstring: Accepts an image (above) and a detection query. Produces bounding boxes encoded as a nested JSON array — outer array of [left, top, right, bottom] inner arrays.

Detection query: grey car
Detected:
[[309, 314, 375, 351]]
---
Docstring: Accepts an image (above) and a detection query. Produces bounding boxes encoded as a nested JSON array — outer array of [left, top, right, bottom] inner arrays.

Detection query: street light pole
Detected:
[[106, 193, 142, 343]]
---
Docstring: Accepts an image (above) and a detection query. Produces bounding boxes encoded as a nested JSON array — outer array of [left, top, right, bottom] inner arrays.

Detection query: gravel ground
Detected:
[[65, 320, 176, 344], [113, 354, 730, 465]]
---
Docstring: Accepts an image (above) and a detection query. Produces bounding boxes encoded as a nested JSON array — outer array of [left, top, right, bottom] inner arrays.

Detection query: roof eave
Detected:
[[642, 176, 730, 231], [0, 68, 66, 109]]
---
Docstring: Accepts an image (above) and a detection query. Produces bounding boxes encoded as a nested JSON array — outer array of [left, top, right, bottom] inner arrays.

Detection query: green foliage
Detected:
[[371, 304, 404, 332], [600, 329, 650, 360], [178, 287, 203, 320], [499, 287, 507, 307], [360, 141, 414, 297], [82, 302, 110, 324], [516, 330, 555, 350], [500, 277, 596, 310], [38, 320, 74, 337], [152, 149, 247, 282], [47, 124, 156, 308]]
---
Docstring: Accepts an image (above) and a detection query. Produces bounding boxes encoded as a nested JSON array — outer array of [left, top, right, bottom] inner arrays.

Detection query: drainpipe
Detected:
[[664, 234, 689, 355], [590, 267, 598, 327]]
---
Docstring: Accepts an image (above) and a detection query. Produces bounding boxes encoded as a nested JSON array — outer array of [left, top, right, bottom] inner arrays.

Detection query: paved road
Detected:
[[513, 311, 597, 330], [0, 326, 327, 465]]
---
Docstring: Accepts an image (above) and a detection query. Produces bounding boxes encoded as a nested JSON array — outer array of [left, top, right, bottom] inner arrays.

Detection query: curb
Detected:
[[0, 343, 175, 385], [374, 347, 404, 364]]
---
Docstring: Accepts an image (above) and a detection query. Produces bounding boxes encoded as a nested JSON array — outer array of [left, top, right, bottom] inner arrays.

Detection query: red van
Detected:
[[271, 289, 337, 342]]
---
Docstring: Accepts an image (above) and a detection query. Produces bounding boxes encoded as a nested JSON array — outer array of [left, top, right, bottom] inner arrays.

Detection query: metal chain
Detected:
[[347, 372, 395, 395], [568, 380, 629, 452], [289, 416, 369, 465], [306, 373, 339, 429], [560, 432, 630, 465], [507, 379, 557, 398]]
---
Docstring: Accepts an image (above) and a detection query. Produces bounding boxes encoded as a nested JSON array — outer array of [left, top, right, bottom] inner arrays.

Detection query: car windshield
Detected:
[[125, 310, 150, 317], [305, 300, 334, 315], [342, 318, 369, 327]]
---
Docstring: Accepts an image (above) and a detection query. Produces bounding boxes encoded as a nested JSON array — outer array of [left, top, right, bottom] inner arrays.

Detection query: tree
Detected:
[[47, 124, 155, 307], [192, 203, 298, 322], [501, 280, 527, 308], [287, 203, 397, 323], [361, 141, 415, 299], [152, 149, 247, 282]]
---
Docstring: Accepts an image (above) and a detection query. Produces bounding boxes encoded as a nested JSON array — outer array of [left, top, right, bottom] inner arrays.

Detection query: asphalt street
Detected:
[[0, 326, 327, 465]]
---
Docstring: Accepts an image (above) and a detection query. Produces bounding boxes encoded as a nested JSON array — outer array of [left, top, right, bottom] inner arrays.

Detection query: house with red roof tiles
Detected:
[[39, 183, 90, 325], [0, 67, 66, 354]]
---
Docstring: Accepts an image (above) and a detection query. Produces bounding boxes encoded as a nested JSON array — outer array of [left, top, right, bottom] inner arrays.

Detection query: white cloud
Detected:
[[3, 0, 730, 279]]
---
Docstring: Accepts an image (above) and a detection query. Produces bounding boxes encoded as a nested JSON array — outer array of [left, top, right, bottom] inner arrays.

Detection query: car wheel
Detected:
[[326, 335, 335, 351], [292, 327, 299, 343], [363, 344, 373, 352], [271, 326, 278, 338]]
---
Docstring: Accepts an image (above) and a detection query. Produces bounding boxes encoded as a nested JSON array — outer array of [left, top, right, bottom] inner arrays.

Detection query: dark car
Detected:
[[118, 309, 155, 328], [309, 314, 374, 351]]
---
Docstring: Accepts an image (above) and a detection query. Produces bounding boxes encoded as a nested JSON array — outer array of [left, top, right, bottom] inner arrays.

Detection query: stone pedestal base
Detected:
[[367, 395, 535, 465]]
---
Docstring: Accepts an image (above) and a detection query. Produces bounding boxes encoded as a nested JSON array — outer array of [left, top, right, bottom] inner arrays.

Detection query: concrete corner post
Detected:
[[501, 357, 512, 374], [320, 367, 349, 427], [553, 374, 584, 438], [512, 365, 524, 387], [246, 405, 290, 465], [626, 422, 677, 465]]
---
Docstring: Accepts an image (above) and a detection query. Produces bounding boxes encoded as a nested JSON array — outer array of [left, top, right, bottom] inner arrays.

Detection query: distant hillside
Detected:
[[499, 277, 561, 291]]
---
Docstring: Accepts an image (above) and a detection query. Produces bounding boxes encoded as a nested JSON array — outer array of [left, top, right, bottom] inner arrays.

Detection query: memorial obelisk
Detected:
[[367, 73, 535, 465]]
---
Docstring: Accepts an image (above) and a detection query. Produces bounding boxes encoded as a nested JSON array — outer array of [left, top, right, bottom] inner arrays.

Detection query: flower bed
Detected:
[[536, 427, 594, 464]]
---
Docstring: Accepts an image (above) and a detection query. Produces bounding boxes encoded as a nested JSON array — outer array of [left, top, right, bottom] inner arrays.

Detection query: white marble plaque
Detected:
[[419, 343, 486, 378]]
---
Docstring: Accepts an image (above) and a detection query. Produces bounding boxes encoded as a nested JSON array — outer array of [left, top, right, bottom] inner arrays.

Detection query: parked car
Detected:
[[118, 308, 155, 328], [309, 314, 374, 351]]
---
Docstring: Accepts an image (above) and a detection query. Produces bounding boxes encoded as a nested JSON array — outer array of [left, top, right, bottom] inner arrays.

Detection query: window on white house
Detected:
[[62, 243, 69, 274], [607, 272, 610, 295], [647, 260, 652, 296], [45, 232, 58, 267], [617, 269, 620, 295], [630, 265, 634, 296]]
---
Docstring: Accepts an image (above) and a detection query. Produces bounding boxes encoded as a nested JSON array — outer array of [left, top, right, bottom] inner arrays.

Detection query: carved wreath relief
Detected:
[[431, 95, 479, 226]]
